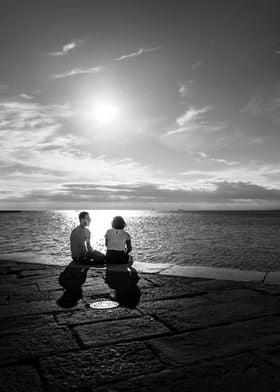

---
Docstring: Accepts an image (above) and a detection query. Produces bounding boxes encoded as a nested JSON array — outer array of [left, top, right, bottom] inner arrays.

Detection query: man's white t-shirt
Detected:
[[105, 229, 130, 251]]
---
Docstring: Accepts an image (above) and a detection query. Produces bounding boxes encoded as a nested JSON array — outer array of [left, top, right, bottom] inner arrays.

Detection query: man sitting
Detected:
[[70, 211, 105, 264]]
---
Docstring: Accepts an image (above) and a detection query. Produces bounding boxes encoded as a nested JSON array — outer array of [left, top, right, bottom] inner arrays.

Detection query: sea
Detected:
[[0, 210, 280, 272]]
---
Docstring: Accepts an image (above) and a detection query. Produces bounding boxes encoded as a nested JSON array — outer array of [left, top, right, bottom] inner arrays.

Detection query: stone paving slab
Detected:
[[82, 276, 108, 288], [18, 268, 63, 278], [0, 299, 84, 320], [0, 267, 9, 275], [138, 273, 202, 287], [0, 365, 44, 392], [0, 253, 64, 266], [0, 326, 80, 365], [265, 271, 280, 285], [139, 284, 204, 302], [9, 289, 63, 304], [135, 274, 156, 289], [189, 278, 245, 291], [148, 315, 280, 366], [81, 283, 114, 299], [0, 296, 8, 305], [204, 287, 272, 304], [0, 274, 17, 283], [40, 341, 165, 392], [95, 353, 280, 392], [160, 265, 266, 282], [9, 263, 63, 273], [0, 314, 56, 336], [249, 282, 280, 295], [139, 296, 280, 332], [30, 278, 62, 292], [55, 306, 141, 326], [254, 342, 280, 369], [132, 261, 173, 273], [74, 316, 171, 348], [6, 284, 39, 295]]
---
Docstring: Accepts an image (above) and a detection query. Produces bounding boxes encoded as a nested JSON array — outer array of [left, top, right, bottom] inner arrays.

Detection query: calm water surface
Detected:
[[0, 210, 279, 271]]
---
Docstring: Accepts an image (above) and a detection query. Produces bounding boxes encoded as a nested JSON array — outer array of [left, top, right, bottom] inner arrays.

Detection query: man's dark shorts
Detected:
[[73, 250, 106, 265]]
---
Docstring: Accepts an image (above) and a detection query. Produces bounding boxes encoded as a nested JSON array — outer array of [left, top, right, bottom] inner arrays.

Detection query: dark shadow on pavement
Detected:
[[57, 261, 90, 308], [105, 259, 141, 308]]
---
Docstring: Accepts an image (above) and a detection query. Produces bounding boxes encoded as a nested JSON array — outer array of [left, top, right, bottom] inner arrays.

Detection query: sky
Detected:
[[0, 0, 280, 210]]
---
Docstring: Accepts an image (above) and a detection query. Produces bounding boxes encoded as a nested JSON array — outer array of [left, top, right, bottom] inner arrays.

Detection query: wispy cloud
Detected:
[[178, 81, 194, 98], [242, 83, 280, 123], [20, 93, 33, 100], [50, 66, 103, 79], [114, 46, 162, 61], [176, 106, 212, 126], [44, 39, 84, 57], [164, 105, 213, 136], [192, 61, 202, 70], [196, 151, 239, 166]]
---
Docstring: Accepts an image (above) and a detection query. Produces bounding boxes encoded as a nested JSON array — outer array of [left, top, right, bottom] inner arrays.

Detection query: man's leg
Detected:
[[87, 250, 106, 265]]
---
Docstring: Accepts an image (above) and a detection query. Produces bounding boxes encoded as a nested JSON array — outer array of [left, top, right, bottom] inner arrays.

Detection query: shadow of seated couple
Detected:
[[57, 256, 141, 309]]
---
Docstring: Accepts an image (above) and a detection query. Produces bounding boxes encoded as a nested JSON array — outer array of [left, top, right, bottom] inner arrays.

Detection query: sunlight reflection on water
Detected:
[[0, 210, 280, 271]]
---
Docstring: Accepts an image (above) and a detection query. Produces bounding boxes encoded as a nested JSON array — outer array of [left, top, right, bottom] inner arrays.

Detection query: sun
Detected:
[[91, 101, 120, 125]]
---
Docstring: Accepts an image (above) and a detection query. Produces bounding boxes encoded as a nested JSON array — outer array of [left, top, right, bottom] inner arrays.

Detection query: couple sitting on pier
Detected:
[[70, 211, 132, 265]]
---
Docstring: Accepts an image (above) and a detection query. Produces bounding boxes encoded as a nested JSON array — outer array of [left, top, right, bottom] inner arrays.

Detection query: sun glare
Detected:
[[91, 102, 120, 125]]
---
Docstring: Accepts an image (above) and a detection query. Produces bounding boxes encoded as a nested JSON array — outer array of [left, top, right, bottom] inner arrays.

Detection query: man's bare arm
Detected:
[[86, 230, 94, 253]]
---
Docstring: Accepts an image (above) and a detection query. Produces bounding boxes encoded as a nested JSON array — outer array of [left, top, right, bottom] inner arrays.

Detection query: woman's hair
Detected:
[[112, 216, 126, 230]]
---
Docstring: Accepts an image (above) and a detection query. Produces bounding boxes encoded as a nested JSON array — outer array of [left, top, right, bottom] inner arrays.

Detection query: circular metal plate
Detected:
[[89, 300, 119, 309]]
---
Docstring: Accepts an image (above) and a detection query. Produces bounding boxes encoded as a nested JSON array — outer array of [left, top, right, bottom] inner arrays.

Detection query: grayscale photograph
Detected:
[[0, 1, 280, 391]]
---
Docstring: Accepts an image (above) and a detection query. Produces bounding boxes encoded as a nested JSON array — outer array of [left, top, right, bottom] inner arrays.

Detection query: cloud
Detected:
[[196, 151, 239, 166], [178, 81, 194, 98], [44, 39, 84, 57], [164, 105, 213, 136], [161, 102, 267, 152], [114, 46, 162, 61], [242, 82, 280, 124], [2, 181, 280, 209], [176, 106, 212, 127], [19, 93, 33, 100], [178, 160, 280, 191], [50, 66, 103, 79], [192, 61, 202, 70]]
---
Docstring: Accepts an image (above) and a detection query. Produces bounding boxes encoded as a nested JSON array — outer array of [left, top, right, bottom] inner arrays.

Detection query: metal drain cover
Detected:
[[89, 300, 119, 309]]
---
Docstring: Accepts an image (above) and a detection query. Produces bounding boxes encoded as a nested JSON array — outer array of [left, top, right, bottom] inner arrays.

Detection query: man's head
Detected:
[[78, 211, 91, 227]]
